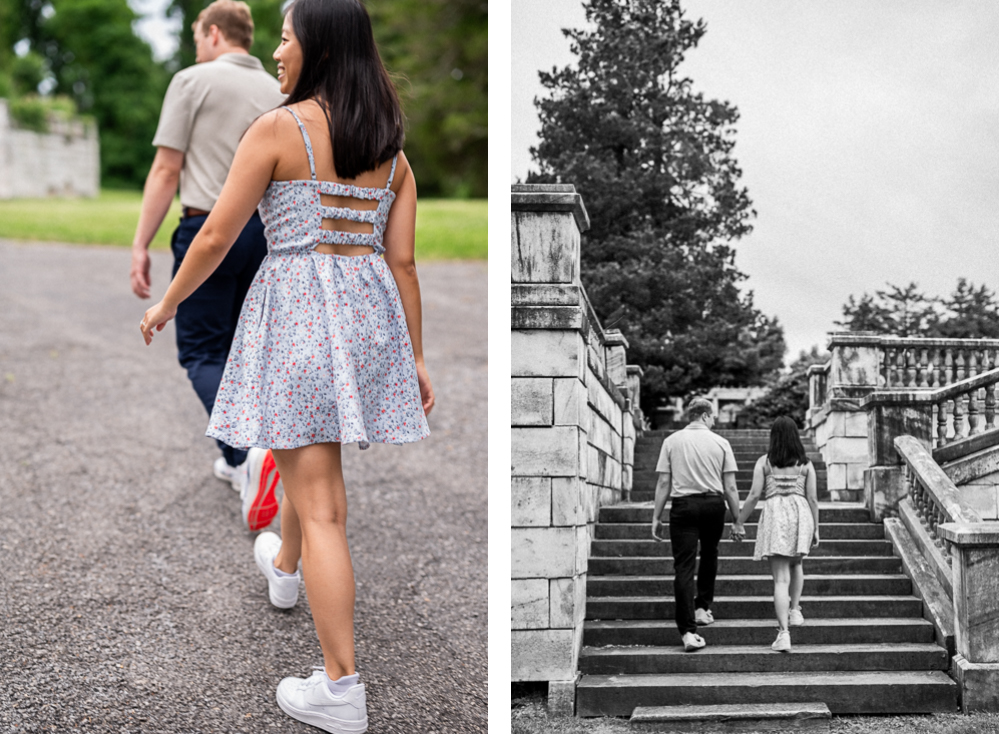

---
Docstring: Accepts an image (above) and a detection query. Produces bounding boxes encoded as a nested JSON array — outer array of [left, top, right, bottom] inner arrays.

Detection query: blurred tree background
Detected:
[[0, 0, 487, 196]]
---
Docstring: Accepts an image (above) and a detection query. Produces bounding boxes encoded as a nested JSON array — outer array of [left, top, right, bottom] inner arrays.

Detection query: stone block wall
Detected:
[[511, 184, 638, 689], [0, 99, 99, 199]]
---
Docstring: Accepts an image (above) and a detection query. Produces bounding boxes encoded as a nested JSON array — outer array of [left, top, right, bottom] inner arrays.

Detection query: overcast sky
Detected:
[[512, 0, 999, 361]]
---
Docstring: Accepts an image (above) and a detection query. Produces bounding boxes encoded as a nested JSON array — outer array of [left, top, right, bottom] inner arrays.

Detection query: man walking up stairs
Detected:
[[576, 424, 957, 723]]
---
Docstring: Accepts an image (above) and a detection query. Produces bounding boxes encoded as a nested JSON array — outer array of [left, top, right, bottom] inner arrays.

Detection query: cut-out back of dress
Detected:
[[256, 106, 398, 256]]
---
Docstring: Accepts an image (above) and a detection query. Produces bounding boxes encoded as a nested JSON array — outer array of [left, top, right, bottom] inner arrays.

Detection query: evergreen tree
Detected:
[[932, 278, 999, 339], [528, 0, 784, 412]]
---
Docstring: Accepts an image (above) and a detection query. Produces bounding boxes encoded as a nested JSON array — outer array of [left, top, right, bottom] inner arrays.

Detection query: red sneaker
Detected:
[[241, 448, 282, 531]]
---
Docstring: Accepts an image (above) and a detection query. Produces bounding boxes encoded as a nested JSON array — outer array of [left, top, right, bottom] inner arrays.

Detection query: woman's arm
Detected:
[[735, 456, 766, 529], [139, 112, 282, 344], [806, 461, 820, 546], [382, 154, 434, 415]]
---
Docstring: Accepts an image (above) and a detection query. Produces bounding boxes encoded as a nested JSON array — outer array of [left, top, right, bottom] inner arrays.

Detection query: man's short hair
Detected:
[[195, 0, 254, 51], [685, 397, 714, 421]]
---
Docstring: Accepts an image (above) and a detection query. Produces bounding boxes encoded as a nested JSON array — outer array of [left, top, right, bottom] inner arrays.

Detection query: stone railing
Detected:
[[510, 184, 641, 708], [930, 370, 998, 448], [878, 339, 998, 389]]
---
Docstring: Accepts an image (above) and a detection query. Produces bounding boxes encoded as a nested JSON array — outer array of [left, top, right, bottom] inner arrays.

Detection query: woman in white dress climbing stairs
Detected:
[[140, 1, 433, 730], [732, 416, 819, 653]]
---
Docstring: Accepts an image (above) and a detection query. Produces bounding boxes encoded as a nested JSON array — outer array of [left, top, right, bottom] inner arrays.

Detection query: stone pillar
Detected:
[[511, 184, 591, 711], [812, 333, 883, 502], [861, 391, 934, 521], [937, 522, 1000, 712]]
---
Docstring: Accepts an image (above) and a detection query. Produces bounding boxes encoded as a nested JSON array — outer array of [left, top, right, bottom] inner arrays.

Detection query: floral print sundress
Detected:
[[206, 106, 430, 451], [753, 460, 815, 560]]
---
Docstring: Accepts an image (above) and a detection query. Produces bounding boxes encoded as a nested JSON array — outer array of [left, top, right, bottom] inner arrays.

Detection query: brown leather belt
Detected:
[[183, 207, 211, 218]]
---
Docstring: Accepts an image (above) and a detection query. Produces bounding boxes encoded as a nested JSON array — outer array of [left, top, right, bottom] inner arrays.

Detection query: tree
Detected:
[[739, 346, 830, 429], [837, 279, 998, 339], [528, 0, 784, 412]]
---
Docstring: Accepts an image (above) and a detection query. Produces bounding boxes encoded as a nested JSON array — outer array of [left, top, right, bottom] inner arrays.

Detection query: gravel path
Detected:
[[0, 240, 487, 733]]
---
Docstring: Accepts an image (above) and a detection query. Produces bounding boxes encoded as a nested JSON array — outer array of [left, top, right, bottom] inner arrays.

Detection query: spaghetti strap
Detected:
[[385, 154, 398, 189], [282, 106, 316, 181]]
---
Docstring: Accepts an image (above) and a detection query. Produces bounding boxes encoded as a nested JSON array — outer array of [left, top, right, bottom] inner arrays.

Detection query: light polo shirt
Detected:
[[655, 423, 738, 497], [152, 53, 285, 212]]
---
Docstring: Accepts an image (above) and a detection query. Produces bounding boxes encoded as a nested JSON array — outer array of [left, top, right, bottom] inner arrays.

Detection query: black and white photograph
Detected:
[[511, 1, 999, 731]]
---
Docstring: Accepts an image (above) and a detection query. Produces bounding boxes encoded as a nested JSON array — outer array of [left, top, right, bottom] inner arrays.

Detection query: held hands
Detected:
[[730, 522, 746, 542], [139, 300, 177, 345]]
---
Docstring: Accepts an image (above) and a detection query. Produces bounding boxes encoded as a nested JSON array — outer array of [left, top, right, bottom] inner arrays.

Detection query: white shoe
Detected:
[[682, 632, 706, 652], [694, 608, 714, 626], [276, 668, 368, 733], [788, 608, 804, 627], [241, 448, 282, 531], [772, 629, 791, 652], [254, 531, 300, 609], [213, 457, 244, 492]]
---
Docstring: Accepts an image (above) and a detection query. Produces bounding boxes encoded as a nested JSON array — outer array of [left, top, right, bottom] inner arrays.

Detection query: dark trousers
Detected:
[[669, 493, 726, 635], [170, 211, 267, 467]]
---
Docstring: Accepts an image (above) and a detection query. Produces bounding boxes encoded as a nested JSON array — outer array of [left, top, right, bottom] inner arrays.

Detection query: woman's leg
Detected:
[[769, 556, 791, 631], [272, 443, 355, 679], [273, 492, 302, 575], [789, 557, 804, 612]]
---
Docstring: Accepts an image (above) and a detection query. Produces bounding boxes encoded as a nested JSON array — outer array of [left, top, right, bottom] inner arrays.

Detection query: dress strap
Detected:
[[282, 106, 316, 181], [385, 154, 398, 189]]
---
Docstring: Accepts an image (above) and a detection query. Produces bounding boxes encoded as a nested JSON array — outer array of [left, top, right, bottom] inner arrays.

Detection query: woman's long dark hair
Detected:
[[767, 416, 808, 468], [284, 0, 404, 180]]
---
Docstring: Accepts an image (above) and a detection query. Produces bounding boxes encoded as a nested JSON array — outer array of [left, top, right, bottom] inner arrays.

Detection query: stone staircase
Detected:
[[576, 429, 958, 717]]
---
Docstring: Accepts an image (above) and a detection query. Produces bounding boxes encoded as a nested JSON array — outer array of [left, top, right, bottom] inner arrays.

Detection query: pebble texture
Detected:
[[0, 240, 487, 733]]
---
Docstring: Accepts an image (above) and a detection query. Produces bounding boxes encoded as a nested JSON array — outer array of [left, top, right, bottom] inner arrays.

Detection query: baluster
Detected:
[[918, 348, 930, 387], [883, 347, 894, 387], [936, 398, 949, 447], [944, 349, 953, 386], [952, 394, 966, 442], [968, 388, 981, 436], [905, 348, 917, 387], [955, 350, 966, 383], [968, 350, 979, 379], [985, 382, 997, 431]]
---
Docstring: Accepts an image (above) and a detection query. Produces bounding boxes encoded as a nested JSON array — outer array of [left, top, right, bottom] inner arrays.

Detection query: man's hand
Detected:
[[652, 516, 666, 541], [131, 247, 152, 299]]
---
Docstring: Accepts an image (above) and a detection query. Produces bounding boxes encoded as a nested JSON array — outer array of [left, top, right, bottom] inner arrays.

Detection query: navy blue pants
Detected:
[[669, 494, 726, 635], [170, 212, 267, 468]]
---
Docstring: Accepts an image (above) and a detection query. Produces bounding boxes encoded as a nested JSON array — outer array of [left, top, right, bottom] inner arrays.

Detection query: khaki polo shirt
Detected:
[[152, 53, 285, 211], [655, 423, 738, 497]]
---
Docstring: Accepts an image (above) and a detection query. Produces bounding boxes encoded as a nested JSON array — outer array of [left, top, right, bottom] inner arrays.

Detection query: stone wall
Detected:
[[0, 99, 99, 199], [511, 184, 638, 692]]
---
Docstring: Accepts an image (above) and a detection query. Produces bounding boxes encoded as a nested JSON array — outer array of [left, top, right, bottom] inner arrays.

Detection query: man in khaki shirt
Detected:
[[651, 397, 742, 652], [130, 0, 284, 493]]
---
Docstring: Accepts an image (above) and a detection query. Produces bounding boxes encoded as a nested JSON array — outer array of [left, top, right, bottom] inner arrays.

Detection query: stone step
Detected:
[[576, 670, 957, 716], [591, 539, 894, 558], [582, 618, 936, 647], [587, 574, 912, 598], [629, 702, 831, 733], [595, 523, 884, 541], [598, 503, 870, 524], [587, 555, 903, 576], [584, 595, 924, 620], [579, 642, 947, 675]]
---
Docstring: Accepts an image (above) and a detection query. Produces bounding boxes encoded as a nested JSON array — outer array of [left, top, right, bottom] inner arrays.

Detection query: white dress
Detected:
[[753, 460, 815, 561]]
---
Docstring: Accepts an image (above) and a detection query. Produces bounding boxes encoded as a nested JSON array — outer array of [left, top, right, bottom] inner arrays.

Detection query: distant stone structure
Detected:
[[0, 98, 99, 198], [510, 184, 641, 710], [654, 386, 766, 428]]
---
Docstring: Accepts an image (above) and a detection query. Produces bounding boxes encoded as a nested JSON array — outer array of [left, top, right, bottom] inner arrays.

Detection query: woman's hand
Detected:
[[139, 300, 177, 345], [416, 360, 435, 415], [812, 528, 821, 548]]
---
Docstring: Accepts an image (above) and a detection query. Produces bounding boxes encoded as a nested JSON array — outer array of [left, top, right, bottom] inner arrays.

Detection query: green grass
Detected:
[[511, 692, 999, 734], [0, 190, 487, 260]]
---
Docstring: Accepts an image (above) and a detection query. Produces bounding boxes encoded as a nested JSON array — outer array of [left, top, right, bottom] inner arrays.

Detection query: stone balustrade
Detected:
[[510, 184, 640, 710], [930, 370, 999, 448], [878, 339, 998, 389]]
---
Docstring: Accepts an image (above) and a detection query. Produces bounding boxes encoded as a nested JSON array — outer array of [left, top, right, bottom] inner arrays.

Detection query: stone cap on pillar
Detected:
[[604, 329, 629, 350], [937, 522, 1000, 547], [512, 184, 590, 233]]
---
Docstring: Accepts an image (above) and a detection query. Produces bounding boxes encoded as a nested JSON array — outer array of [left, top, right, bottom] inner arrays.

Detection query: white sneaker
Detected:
[[772, 629, 791, 652], [694, 608, 714, 626], [682, 632, 706, 652], [788, 608, 804, 627], [254, 531, 299, 609], [213, 457, 244, 492], [276, 668, 368, 733], [241, 448, 282, 531]]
